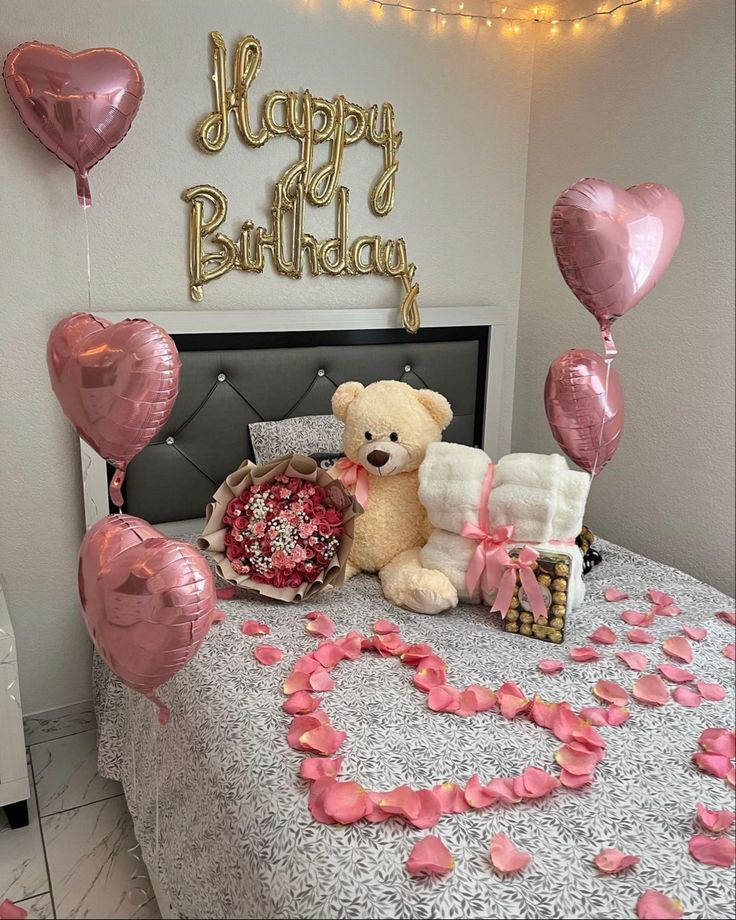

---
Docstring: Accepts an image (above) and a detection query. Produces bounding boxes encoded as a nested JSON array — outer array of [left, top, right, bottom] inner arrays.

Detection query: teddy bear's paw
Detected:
[[401, 571, 458, 615]]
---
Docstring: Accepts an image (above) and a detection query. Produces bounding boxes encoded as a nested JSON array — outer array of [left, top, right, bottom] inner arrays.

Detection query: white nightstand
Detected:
[[0, 580, 31, 828]]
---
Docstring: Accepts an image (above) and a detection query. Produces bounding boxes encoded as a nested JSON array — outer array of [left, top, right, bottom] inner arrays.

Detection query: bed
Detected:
[[91, 324, 735, 920]]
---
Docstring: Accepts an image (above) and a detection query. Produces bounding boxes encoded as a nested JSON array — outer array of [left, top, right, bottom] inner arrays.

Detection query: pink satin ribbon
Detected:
[[334, 457, 369, 508], [460, 463, 549, 622]]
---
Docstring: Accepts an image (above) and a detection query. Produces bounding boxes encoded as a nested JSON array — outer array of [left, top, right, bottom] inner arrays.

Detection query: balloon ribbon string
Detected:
[[83, 203, 92, 312], [154, 712, 160, 869], [590, 355, 613, 482]]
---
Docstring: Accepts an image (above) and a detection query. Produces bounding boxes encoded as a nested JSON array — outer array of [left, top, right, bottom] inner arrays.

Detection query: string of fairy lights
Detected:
[[324, 0, 675, 37]]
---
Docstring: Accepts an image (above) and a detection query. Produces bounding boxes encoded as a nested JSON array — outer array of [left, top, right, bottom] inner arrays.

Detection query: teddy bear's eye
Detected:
[[364, 431, 373, 441], [389, 432, 399, 442]]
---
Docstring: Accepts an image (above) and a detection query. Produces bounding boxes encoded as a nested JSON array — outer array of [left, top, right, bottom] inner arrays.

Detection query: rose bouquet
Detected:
[[198, 455, 361, 602]]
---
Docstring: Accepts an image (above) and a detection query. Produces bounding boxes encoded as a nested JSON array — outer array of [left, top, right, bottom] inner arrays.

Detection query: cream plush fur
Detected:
[[332, 380, 458, 614]]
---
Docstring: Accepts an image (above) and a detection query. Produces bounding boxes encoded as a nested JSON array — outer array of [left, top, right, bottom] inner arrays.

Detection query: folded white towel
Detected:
[[419, 444, 589, 544], [418, 445, 590, 615]]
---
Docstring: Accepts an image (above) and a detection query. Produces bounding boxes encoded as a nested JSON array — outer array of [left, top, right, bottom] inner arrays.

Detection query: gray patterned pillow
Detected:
[[248, 415, 345, 464]]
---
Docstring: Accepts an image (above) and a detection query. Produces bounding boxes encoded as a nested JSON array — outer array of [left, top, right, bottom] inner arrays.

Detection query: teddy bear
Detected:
[[331, 379, 458, 614]]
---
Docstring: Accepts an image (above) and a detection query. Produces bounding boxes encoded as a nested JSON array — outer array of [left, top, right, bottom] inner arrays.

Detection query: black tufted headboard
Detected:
[[114, 326, 489, 523]]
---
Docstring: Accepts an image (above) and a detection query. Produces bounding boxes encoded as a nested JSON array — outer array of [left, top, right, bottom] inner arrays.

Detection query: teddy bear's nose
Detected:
[[367, 449, 391, 468]]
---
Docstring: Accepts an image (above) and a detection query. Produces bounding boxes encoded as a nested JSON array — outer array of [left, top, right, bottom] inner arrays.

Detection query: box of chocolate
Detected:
[[500, 550, 573, 643]]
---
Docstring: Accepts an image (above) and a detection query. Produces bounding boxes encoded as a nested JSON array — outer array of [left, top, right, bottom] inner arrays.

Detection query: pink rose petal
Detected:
[[662, 636, 693, 663], [692, 752, 732, 779], [322, 780, 369, 824], [728, 768, 736, 789], [697, 803, 735, 833], [688, 834, 735, 868], [498, 692, 531, 720], [715, 610, 736, 626], [632, 674, 669, 706], [373, 619, 400, 635], [455, 689, 482, 718], [559, 769, 593, 788], [571, 723, 606, 751], [570, 646, 601, 663], [699, 728, 736, 758], [427, 685, 461, 713], [592, 679, 628, 706], [0, 901, 27, 920], [464, 774, 498, 808], [497, 680, 525, 697], [648, 589, 674, 606], [283, 690, 321, 714], [723, 643, 736, 660], [299, 724, 347, 756], [378, 785, 422, 821], [636, 890, 683, 920], [308, 776, 338, 824], [681, 625, 707, 641], [695, 680, 726, 702], [254, 644, 283, 665], [411, 790, 443, 829], [556, 744, 600, 776], [299, 756, 343, 781], [334, 632, 363, 660], [579, 706, 609, 726], [489, 834, 531, 873], [627, 628, 654, 644], [484, 777, 520, 804], [401, 643, 435, 664], [672, 686, 701, 708], [539, 659, 565, 674], [608, 705, 631, 726], [242, 619, 270, 636], [529, 697, 559, 729], [216, 586, 237, 600], [589, 625, 617, 645], [519, 766, 560, 799], [433, 783, 470, 814], [604, 587, 629, 602], [653, 603, 682, 617], [406, 835, 454, 876], [373, 633, 409, 657], [305, 612, 335, 638], [616, 650, 649, 671], [287, 712, 330, 749], [464, 685, 496, 712], [313, 642, 346, 669], [657, 663, 695, 683], [413, 668, 447, 692], [593, 847, 641, 873], [621, 610, 654, 627], [364, 792, 391, 823], [309, 668, 337, 692], [551, 706, 584, 742]]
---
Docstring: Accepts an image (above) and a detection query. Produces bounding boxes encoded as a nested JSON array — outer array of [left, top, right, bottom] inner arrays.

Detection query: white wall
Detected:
[[513, 0, 735, 595], [0, 0, 534, 713]]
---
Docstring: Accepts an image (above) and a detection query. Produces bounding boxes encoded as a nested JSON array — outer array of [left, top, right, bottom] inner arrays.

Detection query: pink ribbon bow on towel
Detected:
[[460, 463, 548, 622], [334, 457, 369, 508]]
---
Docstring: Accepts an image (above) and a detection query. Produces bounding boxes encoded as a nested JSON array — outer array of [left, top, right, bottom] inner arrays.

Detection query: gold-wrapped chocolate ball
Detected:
[[506, 609, 519, 623], [554, 563, 569, 576], [509, 595, 520, 610], [549, 630, 563, 643], [505, 622, 519, 633], [550, 617, 564, 629], [552, 578, 567, 591], [552, 591, 567, 605], [520, 612, 534, 625], [538, 574, 552, 587], [536, 616, 549, 627], [551, 604, 566, 617], [520, 623, 532, 636]]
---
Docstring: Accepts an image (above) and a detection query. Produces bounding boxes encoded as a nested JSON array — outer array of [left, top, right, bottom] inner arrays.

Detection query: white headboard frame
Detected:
[[80, 304, 516, 527]]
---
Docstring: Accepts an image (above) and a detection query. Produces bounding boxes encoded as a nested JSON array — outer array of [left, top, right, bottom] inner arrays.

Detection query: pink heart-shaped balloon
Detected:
[[3, 41, 144, 205], [551, 178, 684, 337], [544, 349, 624, 476], [47, 313, 180, 503], [79, 515, 220, 722]]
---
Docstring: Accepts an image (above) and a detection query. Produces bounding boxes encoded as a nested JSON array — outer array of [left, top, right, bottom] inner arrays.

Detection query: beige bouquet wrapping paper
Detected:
[[198, 454, 362, 602]]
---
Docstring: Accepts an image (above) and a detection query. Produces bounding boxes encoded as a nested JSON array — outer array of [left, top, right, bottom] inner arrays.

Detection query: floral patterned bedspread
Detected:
[[94, 539, 735, 920]]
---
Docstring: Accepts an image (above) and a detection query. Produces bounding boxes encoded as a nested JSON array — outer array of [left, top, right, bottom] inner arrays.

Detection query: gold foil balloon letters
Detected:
[[184, 32, 420, 333]]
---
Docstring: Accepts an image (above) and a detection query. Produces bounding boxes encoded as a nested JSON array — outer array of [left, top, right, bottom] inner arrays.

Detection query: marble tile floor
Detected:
[[1, 706, 160, 919]]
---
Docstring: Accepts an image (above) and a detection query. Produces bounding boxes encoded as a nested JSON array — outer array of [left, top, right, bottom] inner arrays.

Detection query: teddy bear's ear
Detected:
[[332, 381, 365, 421], [416, 389, 453, 430]]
